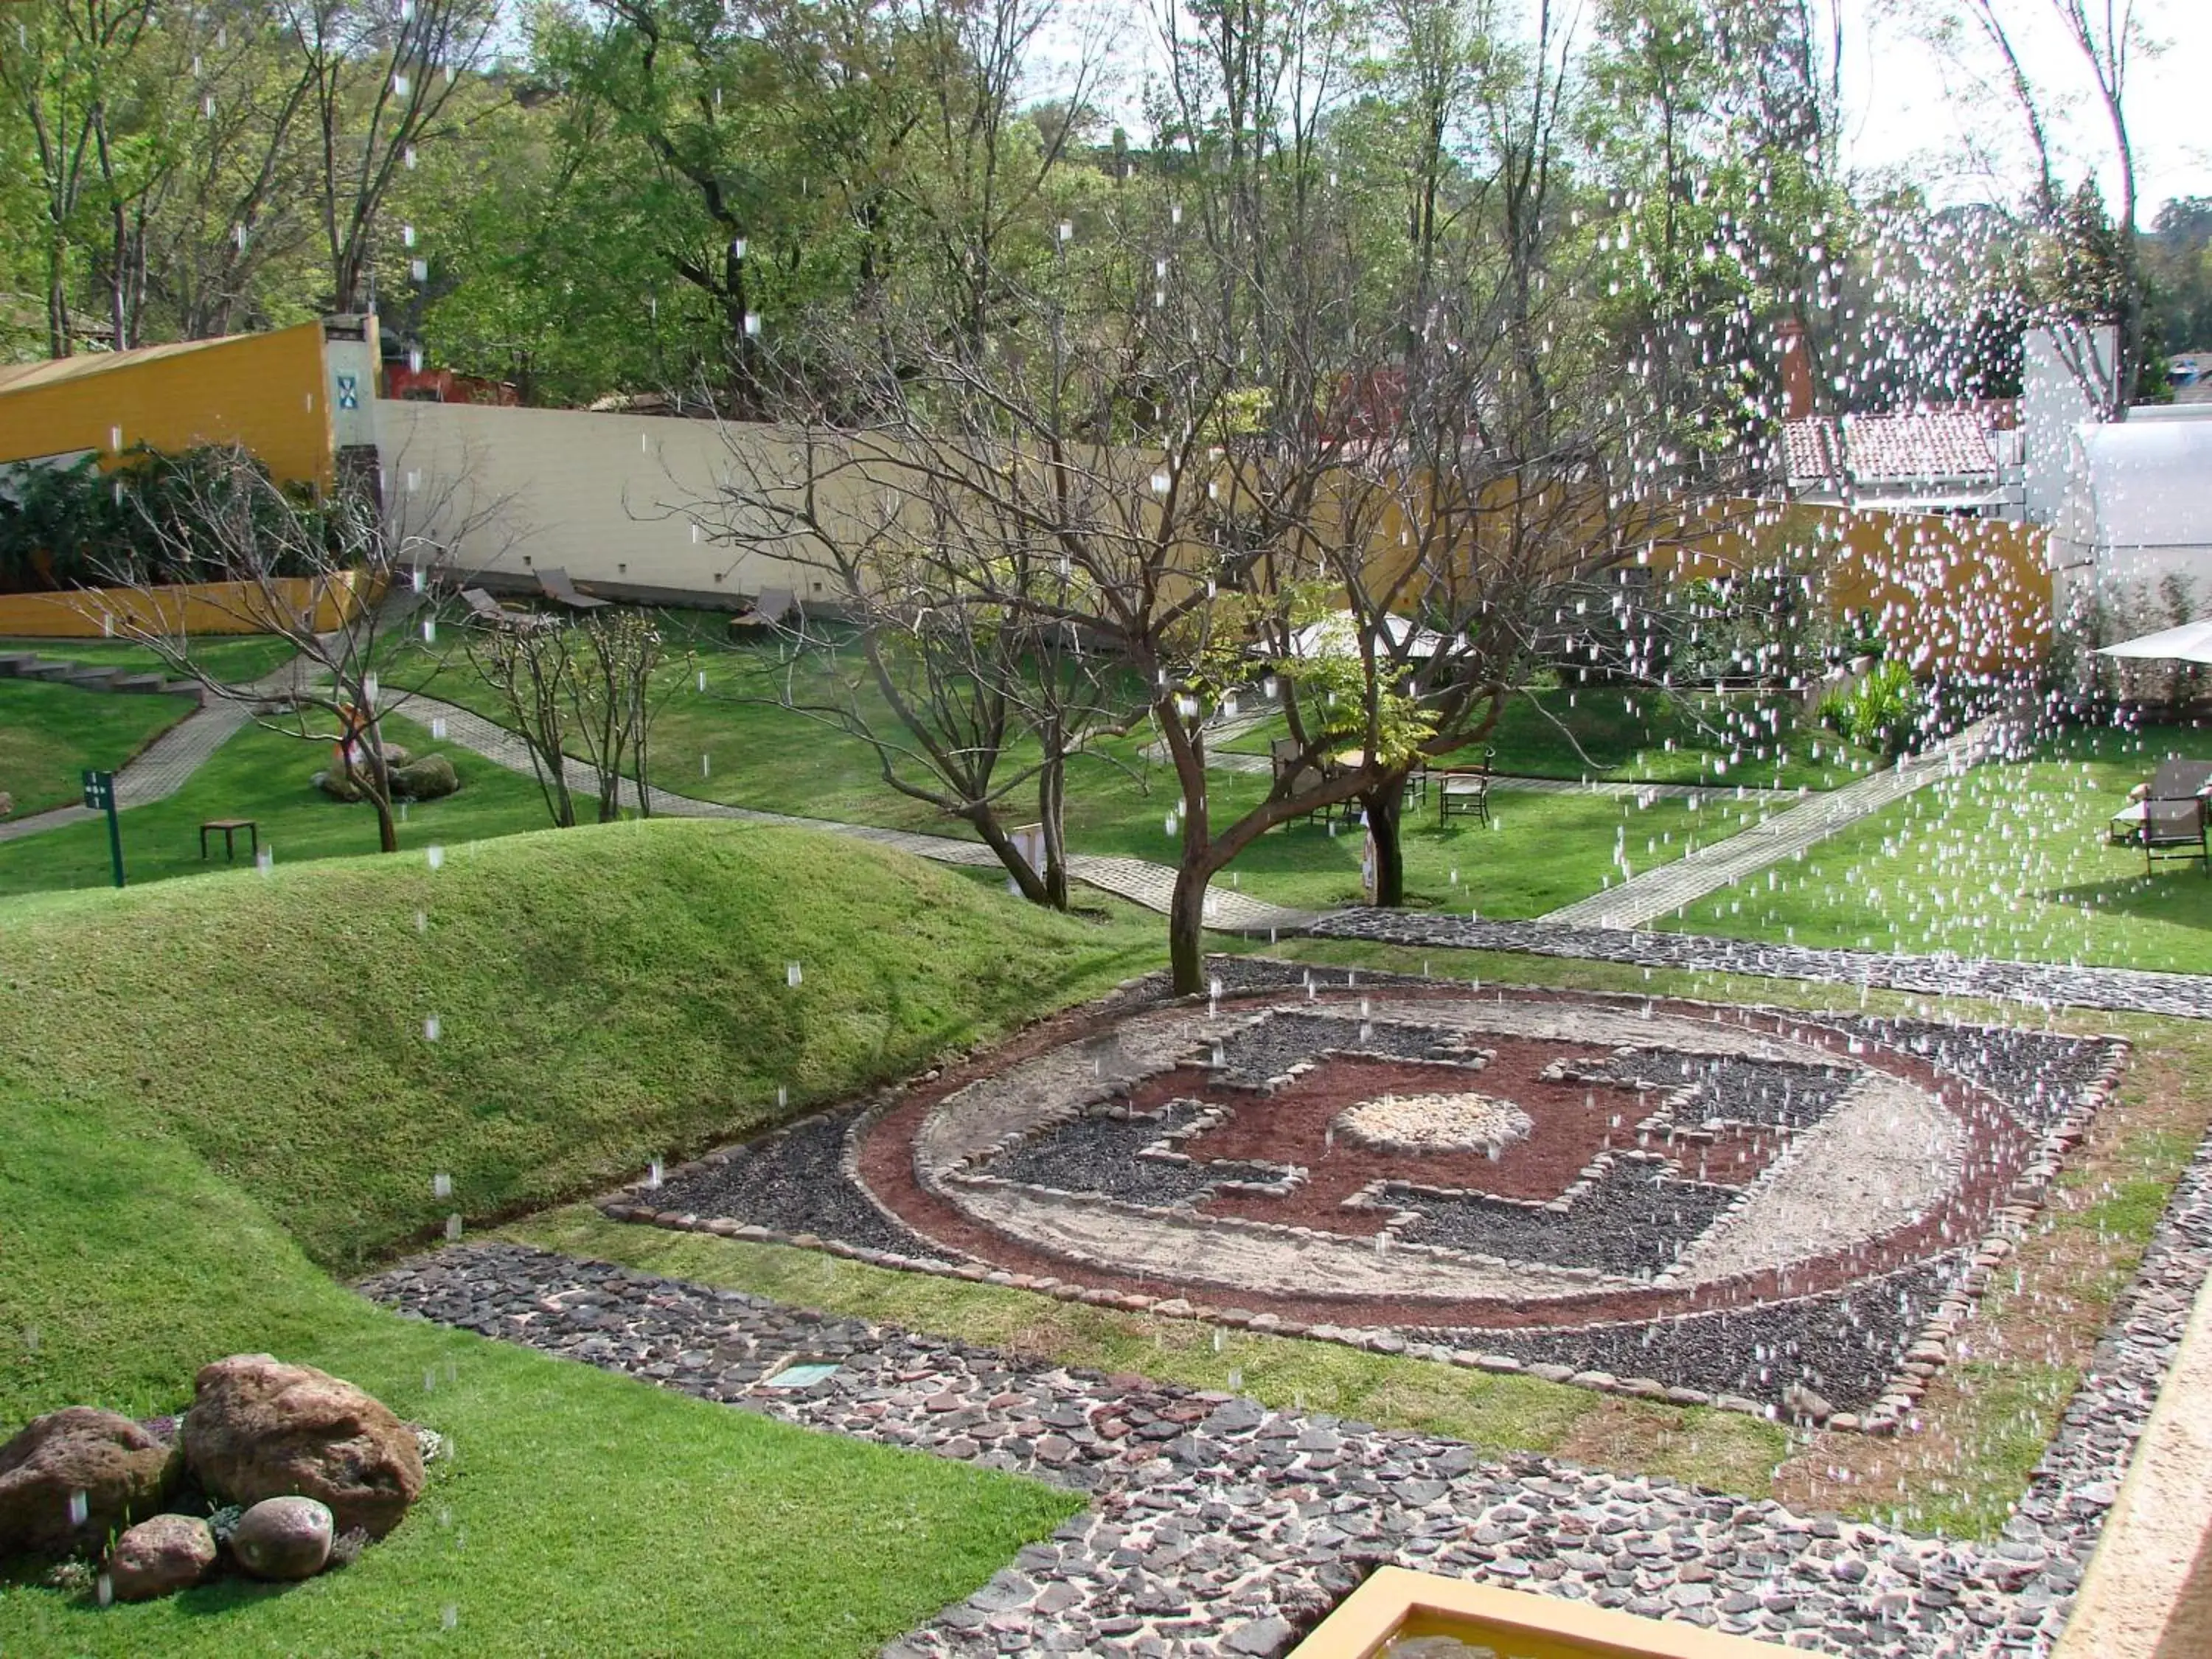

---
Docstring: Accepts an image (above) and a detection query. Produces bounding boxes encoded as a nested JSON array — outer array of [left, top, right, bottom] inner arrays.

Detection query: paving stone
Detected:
[[363, 1157, 2212, 1659]]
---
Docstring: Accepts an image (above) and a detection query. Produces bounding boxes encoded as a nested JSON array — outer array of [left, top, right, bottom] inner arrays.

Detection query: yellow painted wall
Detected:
[[1644, 499, 2052, 679], [0, 573, 375, 637], [0, 322, 335, 490]]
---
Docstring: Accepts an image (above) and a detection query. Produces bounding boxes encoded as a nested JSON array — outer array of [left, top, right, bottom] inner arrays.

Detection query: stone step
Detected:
[[0, 653, 40, 677], [63, 667, 124, 689], [19, 660, 77, 681], [109, 673, 167, 692], [161, 681, 204, 699]]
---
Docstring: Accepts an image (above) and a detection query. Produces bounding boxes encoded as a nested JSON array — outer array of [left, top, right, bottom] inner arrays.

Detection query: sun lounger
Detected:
[[460, 588, 557, 632], [727, 586, 799, 638], [2135, 758, 2212, 874], [537, 567, 611, 612]]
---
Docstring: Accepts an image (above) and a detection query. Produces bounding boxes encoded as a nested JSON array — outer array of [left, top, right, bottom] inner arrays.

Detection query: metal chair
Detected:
[[1436, 748, 1495, 825], [2137, 759, 2212, 875]]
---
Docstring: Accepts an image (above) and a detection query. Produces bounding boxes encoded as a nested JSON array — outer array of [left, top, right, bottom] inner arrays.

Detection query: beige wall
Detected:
[[375, 400, 820, 602]]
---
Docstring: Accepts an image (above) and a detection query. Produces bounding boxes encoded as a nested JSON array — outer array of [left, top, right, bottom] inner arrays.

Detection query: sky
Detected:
[[1063, 0, 2212, 222], [1835, 0, 2210, 218]]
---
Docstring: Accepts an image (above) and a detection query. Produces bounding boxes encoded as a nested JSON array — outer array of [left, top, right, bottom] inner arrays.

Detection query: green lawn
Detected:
[[0, 633, 297, 685], [0, 678, 197, 818], [509, 1204, 1790, 1500], [1221, 684, 1881, 791], [0, 713, 563, 899], [1658, 723, 2212, 973], [382, 617, 1771, 920], [0, 822, 1171, 1652]]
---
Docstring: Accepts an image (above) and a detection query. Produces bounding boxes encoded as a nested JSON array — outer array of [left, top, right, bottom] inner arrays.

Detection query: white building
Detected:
[[2050, 407, 2212, 611]]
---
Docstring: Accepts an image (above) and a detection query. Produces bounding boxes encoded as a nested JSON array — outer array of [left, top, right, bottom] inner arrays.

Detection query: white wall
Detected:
[[374, 400, 821, 602], [2023, 324, 2115, 525]]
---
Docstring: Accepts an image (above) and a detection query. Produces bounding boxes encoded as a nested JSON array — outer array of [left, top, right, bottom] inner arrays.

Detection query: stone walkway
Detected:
[[1308, 911, 2212, 1021], [365, 1145, 2212, 1659], [1539, 709, 2022, 929], [401, 693, 1318, 935]]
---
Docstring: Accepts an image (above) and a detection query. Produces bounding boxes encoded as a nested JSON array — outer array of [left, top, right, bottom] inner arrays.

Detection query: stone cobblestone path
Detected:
[[1307, 911, 2212, 1021], [365, 1108, 2212, 1659], [1539, 709, 2021, 930]]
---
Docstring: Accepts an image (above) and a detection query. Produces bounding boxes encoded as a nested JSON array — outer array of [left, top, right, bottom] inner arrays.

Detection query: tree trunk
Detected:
[[1168, 860, 1209, 997], [46, 233, 72, 358], [971, 808, 1052, 905], [1038, 750, 1070, 910], [1362, 780, 1407, 907], [370, 789, 399, 853]]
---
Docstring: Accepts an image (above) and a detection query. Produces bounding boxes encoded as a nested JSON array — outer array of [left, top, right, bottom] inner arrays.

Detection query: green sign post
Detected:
[[80, 770, 125, 888]]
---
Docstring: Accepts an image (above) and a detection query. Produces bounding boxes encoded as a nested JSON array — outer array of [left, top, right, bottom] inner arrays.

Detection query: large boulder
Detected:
[[108, 1512, 218, 1600], [229, 1495, 333, 1580], [181, 1356, 424, 1539], [0, 1408, 179, 1558], [389, 753, 460, 801]]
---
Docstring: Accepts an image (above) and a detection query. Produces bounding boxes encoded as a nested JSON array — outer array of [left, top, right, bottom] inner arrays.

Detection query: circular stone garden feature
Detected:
[[624, 968, 2123, 1422]]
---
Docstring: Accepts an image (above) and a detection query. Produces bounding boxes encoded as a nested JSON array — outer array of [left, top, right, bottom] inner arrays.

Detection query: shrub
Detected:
[[0, 443, 338, 594], [1820, 659, 1921, 758]]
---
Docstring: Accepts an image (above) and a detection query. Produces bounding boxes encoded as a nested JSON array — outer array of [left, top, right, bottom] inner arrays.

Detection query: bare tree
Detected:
[[465, 618, 581, 826], [569, 608, 686, 821], [698, 420, 1135, 908], [1938, 0, 2149, 412], [90, 443, 507, 853]]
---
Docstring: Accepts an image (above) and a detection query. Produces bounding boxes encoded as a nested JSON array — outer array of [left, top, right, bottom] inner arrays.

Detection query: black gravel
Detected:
[[1820, 1015, 2120, 1135], [1561, 1051, 1854, 1129], [648, 1112, 950, 1262], [985, 1100, 1296, 1206], [1416, 1256, 1958, 1413], [1389, 1158, 1740, 1277], [1214, 1010, 1479, 1084]]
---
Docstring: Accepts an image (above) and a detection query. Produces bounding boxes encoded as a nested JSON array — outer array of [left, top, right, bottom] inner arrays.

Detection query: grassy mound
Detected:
[[0, 821, 1146, 1653]]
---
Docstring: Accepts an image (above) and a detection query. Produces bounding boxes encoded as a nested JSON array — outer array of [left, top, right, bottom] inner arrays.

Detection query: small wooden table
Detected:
[[200, 818, 260, 861]]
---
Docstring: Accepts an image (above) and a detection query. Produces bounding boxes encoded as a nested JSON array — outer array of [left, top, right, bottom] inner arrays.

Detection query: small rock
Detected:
[[108, 1512, 219, 1600], [1223, 1615, 1296, 1655], [0, 1408, 178, 1557], [231, 1495, 335, 1580]]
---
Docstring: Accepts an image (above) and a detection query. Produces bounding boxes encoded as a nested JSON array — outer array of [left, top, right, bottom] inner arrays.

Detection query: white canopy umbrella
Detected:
[[2094, 619, 2212, 664], [1287, 611, 1450, 662]]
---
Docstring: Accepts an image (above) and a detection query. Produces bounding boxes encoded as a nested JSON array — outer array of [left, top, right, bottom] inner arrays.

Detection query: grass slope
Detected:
[[0, 818, 1160, 1274], [0, 680, 197, 818], [1658, 723, 2212, 973], [0, 823, 1165, 1652]]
